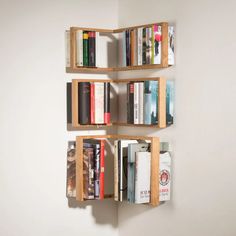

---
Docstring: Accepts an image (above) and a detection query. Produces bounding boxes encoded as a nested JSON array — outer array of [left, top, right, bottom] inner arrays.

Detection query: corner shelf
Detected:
[[67, 22, 170, 73], [75, 134, 160, 207], [69, 77, 167, 129]]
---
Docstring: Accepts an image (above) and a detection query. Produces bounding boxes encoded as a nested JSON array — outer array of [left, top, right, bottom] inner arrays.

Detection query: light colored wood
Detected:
[[158, 77, 167, 128], [114, 122, 159, 128], [73, 79, 114, 83], [76, 136, 84, 201], [71, 26, 113, 33], [115, 77, 160, 83], [150, 137, 160, 206], [70, 28, 77, 69], [160, 23, 169, 67], [72, 80, 79, 127]]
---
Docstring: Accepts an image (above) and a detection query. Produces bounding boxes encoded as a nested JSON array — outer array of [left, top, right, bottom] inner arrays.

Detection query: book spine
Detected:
[[150, 81, 158, 124], [137, 28, 142, 65], [127, 145, 135, 203], [134, 82, 140, 124], [95, 32, 100, 67], [127, 83, 130, 123], [130, 30, 135, 66], [135, 152, 151, 204], [66, 83, 72, 124], [122, 32, 126, 67], [79, 82, 90, 125], [142, 28, 146, 65], [83, 146, 94, 199], [146, 28, 151, 64], [135, 29, 138, 66], [99, 140, 105, 199], [126, 30, 130, 66], [151, 25, 155, 64], [67, 141, 76, 198], [90, 82, 95, 124], [94, 144, 100, 199], [168, 26, 175, 65], [88, 31, 96, 67], [144, 81, 152, 124], [138, 82, 144, 124], [104, 82, 110, 124], [114, 140, 119, 201], [76, 30, 83, 66], [154, 25, 162, 64], [129, 82, 134, 123], [65, 30, 70, 67], [118, 140, 122, 201], [83, 31, 89, 66], [166, 80, 174, 125], [94, 82, 104, 124]]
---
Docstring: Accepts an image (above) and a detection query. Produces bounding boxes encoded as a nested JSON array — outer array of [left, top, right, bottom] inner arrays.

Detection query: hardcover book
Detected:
[[133, 82, 140, 124], [166, 80, 174, 125], [153, 25, 162, 64], [67, 141, 76, 198], [144, 81, 152, 124], [76, 30, 83, 66], [88, 31, 96, 67], [94, 82, 104, 124], [114, 140, 119, 201], [83, 31, 89, 66], [127, 82, 134, 123], [142, 28, 146, 64], [100, 140, 105, 199], [104, 82, 110, 124]]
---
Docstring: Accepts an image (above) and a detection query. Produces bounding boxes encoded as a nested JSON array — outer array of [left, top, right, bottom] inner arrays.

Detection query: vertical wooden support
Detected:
[[72, 80, 79, 127], [76, 136, 84, 201], [70, 27, 77, 69], [158, 77, 166, 128], [150, 137, 160, 206], [161, 22, 168, 67]]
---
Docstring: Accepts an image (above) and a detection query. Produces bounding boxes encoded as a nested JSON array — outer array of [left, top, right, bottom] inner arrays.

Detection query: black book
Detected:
[[142, 28, 146, 65], [104, 83, 110, 124], [88, 31, 96, 67], [126, 30, 130, 66], [78, 82, 90, 124], [127, 82, 134, 123], [66, 82, 72, 124]]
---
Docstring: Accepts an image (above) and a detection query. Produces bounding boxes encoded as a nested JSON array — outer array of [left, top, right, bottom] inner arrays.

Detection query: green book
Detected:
[[83, 31, 89, 66]]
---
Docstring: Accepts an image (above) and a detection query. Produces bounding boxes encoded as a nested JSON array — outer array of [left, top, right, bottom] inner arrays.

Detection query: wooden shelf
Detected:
[[69, 77, 167, 129], [75, 134, 160, 206], [68, 22, 170, 73]]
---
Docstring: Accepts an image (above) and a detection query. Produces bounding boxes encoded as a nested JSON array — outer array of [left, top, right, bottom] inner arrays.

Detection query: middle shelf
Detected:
[[67, 77, 174, 129]]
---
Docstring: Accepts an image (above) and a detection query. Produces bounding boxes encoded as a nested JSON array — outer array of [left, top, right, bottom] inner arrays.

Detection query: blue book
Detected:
[[166, 80, 174, 125]]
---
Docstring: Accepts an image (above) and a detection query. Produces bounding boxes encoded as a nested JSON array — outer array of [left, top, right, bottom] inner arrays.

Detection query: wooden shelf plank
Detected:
[[76, 137, 84, 201]]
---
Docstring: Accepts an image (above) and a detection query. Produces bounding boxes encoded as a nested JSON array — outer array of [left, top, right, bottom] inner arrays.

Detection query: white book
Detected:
[[94, 82, 104, 124], [168, 26, 175, 65], [138, 82, 144, 124], [65, 30, 70, 67], [137, 28, 143, 65], [135, 152, 151, 204], [134, 82, 139, 124], [76, 30, 83, 66], [95, 32, 100, 67]]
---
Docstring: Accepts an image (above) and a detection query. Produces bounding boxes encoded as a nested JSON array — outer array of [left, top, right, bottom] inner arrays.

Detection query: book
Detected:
[[125, 30, 130, 66], [83, 31, 89, 66], [137, 28, 143, 65], [150, 81, 158, 124], [127, 143, 150, 203], [133, 82, 140, 124], [127, 82, 134, 123], [65, 30, 70, 67], [66, 141, 76, 198], [83, 143, 95, 199], [118, 139, 138, 201], [153, 25, 162, 64], [168, 26, 175, 65], [95, 32, 100, 67], [142, 28, 146, 64], [66, 82, 72, 124], [135, 152, 151, 203], [114, 140, 119, 201], [138, 82, 144, 124], [104, 82, 110, 124], [90, 82, 95, 124], [146, 27, 151, 64], [78, 82, 90, 125], [94, 82, 104, 124], [100, 140, 105, 199], [166, 80, 174, 125], [130, 29, 136, 66], [76, 30, 83, 66], [88, 31, 96, 67], [144, 81, 151, 124]]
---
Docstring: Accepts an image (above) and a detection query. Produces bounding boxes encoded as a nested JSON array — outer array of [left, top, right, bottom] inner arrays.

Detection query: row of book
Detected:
[[127, 80, 174, 125], [67, 139, 105, 200], [114, 140, 171, 203], [78, 82, 110, 125]]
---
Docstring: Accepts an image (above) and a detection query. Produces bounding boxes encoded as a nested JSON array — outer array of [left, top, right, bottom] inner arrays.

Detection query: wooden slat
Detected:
[[73, 79, 114, 83], [114, 122, 159, 128], [76, 136, 84, 201], [150, 137, 160, 206], [71, 26, 113, 33], [158, 77, 167, 128], [70, 28, 77, 69], [72, 80, 79, 127], [161, 23, 169, 67], [115, 77, 159, 83], [113, 64, 169, 71]]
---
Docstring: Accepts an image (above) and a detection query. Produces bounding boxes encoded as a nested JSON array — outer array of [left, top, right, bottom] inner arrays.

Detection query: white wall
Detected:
[[0, 0, 119, 236], [117, 0, 236, 236]]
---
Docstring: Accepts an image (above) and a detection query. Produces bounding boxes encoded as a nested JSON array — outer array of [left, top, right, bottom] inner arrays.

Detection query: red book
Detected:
[[90, 82, 95, 124], [99, 140, 105, 199]]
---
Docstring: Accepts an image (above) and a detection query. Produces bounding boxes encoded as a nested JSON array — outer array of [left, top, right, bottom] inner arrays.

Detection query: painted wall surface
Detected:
[[0, 0, 118, 236], [117, 0, 236, 236]]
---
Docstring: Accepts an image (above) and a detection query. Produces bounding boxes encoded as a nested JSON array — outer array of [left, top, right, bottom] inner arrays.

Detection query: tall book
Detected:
[[142, 28, 146, 65], [76, 30, 83, 66], [134, 82, 140, 124], [65, 30, 70, 67], [135, 152, 151, 203], [83, 31, 89, 66], [127, 143, 150, 203], [138, 82, 144, 124], [144, 81, 152, 124], [83, 143, 94, 200], [153, 25, 162, 64], [95, 32, 100, 67], [130, 29, 136, 66], [67, 82, 72, 124], [88, 31, 96, 67], [166, 80, 174, 125], [104, 82, 110, 124], [168, 26, 175, 65], [66, 141, 76, 198], [125, 30, 130, 66], [90, 82, 95, 124], [100, 140, 105, 199], [150, 81, 158, 124], [127, 82, 134, 124], [114, 140, 119, 201], [122, 31, 126, 67], [94, 82, 104, 124], [78, 82, 90, 125], [137, 28, 143, 65], [146, 27, 152, 64]]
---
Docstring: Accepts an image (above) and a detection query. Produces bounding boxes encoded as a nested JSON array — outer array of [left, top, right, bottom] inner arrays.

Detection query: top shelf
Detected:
[[66, 22, 174, 73]]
